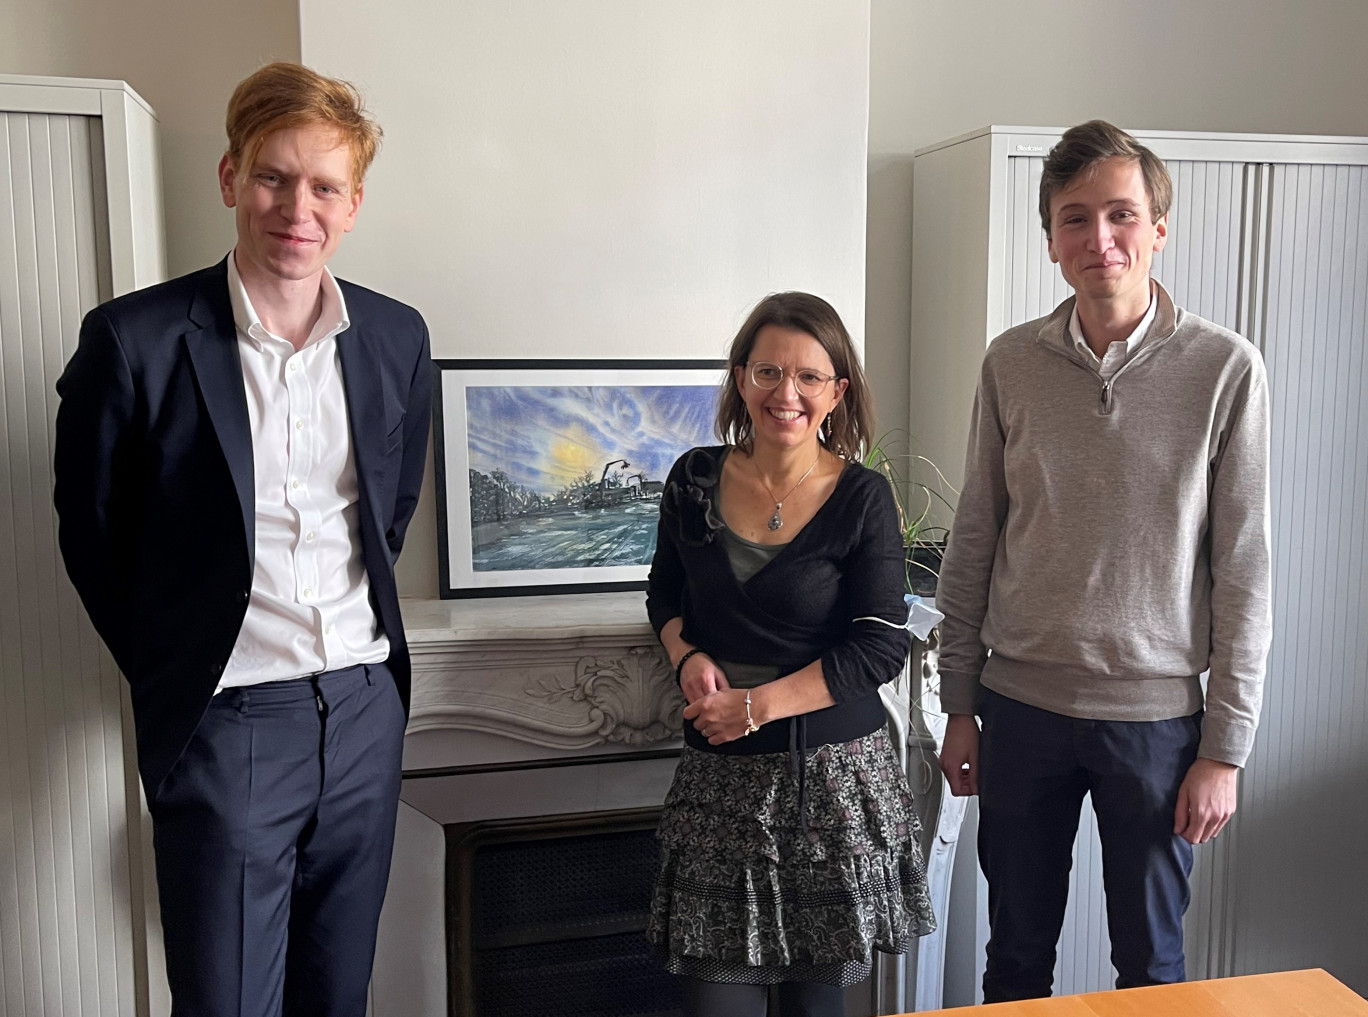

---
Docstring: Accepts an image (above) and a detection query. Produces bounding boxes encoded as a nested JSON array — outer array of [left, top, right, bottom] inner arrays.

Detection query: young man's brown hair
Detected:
[[225, 61, 382, 190], [1038, 119, 1172, 236]]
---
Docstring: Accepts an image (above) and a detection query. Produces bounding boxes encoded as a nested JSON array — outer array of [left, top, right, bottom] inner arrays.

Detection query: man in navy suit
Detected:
[[54, 62, 432, 1017]]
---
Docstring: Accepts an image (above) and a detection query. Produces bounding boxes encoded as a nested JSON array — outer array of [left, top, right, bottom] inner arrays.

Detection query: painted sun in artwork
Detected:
[[461, 383, 716, 571]]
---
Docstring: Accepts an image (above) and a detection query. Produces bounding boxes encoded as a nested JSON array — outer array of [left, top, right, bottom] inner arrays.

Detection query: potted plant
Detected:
[[863, 433, 958, 597]]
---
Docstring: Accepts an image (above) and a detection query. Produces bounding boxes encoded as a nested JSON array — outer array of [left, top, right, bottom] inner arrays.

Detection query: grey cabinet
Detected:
[[0, 74, 163, 1017]]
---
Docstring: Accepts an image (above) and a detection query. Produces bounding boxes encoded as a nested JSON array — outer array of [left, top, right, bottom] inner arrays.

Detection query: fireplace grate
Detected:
[[472, 826, 658, 947], [473, 931, 679, 1017], [449, 808, 682, 1017]]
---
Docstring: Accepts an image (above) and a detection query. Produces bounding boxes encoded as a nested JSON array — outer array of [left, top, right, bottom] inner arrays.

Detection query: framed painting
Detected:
[[433, 359, 726, 598]]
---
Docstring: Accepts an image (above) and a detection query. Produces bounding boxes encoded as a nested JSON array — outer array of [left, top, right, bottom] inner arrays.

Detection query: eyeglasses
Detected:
[[747, 362, 839, 397]]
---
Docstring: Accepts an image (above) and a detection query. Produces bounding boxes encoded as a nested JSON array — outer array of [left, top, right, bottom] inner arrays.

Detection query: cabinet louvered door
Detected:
[[0, 110, 136, 1017], [1001, 155, 1073, 327], [993, 155, 1253, 998], [1229, 161, 1368, 989]]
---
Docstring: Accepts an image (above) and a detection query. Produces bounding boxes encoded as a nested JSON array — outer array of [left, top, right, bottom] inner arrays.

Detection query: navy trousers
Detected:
[[976, 687, 1202, 1002], [148, 663, 406, 1017]]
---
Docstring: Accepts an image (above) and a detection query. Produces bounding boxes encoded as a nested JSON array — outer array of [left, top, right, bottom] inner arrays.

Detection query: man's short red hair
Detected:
[[225, 62, 382, 191]]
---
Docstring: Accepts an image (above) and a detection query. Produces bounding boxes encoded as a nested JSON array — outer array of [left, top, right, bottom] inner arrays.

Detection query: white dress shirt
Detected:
[[219, 251, 389, 689], [1069, 285, 1158, 382]]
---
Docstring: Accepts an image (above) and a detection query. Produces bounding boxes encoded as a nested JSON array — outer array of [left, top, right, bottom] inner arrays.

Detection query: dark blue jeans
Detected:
[[148, 663, 406, 1017], [976, 687, 1202, 1002]]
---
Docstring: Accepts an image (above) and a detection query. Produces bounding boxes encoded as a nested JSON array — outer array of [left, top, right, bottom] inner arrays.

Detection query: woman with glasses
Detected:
[[646, 292, 935, 1016]]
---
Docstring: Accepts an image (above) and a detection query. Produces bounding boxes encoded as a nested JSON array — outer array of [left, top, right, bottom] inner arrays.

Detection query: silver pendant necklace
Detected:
[[754, 452, 821, 531]]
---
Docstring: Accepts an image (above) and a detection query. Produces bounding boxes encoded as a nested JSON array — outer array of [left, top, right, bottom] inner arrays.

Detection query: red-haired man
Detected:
[[55, 63, 431, 1016]]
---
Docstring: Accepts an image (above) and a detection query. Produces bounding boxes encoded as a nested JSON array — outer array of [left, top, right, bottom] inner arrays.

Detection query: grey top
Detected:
[[935, 282, 1272, 767], [722, 524, 786, 584], [717, 525, 787, 689]]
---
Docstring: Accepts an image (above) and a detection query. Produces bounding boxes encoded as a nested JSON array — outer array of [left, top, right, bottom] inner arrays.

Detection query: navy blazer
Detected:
[[54, 258, 433, 796]]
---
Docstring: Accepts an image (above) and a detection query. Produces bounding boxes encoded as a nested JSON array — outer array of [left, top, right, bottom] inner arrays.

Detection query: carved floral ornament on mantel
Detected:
[[404, 640, 685, 750], [530, 648, 685, 747]]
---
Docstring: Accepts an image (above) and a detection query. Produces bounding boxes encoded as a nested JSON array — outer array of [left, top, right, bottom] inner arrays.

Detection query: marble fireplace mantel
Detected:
[[398, 593, 686, 773], [376, 594, 961, 1016], [375, 594, 687, 1017]]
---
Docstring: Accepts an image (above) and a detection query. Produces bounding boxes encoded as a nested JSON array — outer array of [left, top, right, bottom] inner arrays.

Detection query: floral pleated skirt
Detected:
[[646, 730, 937, 987]]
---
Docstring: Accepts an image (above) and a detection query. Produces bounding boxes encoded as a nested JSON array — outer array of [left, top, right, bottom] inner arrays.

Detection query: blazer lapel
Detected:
[[183, 263, 255, 561], [336, 323, 387, 543]]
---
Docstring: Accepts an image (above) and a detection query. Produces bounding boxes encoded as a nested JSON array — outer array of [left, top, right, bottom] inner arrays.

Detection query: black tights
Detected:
[[681, 978, 846, 1017]]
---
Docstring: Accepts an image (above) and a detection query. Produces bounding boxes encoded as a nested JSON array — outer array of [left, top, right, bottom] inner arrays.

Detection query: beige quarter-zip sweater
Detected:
[[936, 283, 1271, 766]]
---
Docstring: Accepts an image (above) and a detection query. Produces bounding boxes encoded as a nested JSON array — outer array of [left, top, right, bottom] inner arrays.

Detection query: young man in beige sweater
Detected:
[[936, 121, 1271, 1001]]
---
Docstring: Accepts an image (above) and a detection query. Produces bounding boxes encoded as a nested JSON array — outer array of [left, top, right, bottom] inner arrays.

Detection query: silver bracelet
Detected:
[[743, 690, 760, 735]]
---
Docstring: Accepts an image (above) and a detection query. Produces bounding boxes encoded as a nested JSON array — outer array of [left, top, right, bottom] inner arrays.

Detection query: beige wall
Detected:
[[0, 0, 300, 278], [11, 0, 1368, 593], [866, 0, 1368, 469], [301, 0, 872, 599]]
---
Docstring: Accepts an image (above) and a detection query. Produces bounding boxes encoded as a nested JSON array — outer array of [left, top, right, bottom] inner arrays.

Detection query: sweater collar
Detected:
[[1036, 279, 1179, 361]]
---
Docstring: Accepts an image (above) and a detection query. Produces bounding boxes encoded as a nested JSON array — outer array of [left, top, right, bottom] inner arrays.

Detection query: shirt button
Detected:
[[289, 362, 298, 372], [305, 531, 315, 542], [325, 625, 334, 635], [292, 480, 300, 490], [295, 420, 304, 430], [303, 588, 313, 599]]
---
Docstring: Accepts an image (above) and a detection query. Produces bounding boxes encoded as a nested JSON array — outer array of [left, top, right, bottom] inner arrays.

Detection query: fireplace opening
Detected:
[[447, 807, 682, 1017]]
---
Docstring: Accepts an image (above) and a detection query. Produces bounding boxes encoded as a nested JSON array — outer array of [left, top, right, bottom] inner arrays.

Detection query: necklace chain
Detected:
[[753, 452, 821, 531]]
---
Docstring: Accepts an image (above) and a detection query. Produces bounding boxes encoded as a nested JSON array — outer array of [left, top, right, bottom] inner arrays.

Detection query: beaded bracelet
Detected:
[[674, 648, 702, 685], [743, 690, 760, 736]]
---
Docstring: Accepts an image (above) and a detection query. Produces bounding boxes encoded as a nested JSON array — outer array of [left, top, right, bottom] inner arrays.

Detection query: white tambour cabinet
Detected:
[[1, 75, 164, 1017], [911, 127, 1368, 1002]]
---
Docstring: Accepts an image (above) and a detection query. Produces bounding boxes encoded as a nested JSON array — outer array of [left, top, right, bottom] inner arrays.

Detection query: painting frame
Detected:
[[433, 358, 726, 599]]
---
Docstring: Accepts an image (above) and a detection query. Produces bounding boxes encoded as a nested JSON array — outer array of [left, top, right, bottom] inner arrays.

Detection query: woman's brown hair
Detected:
[[715, 291, 874, 460]]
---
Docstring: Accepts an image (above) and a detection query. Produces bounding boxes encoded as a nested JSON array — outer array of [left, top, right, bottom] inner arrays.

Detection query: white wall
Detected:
[[866, 0, 1368, 478], [300, 0, 872, 599]]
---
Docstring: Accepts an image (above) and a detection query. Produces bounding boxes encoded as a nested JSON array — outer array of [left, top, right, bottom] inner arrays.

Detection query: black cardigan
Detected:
[[646, 446, 910, 716]]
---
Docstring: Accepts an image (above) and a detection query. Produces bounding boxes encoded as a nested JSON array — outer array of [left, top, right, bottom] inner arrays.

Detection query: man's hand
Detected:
[[1174, 757, 1239, 844], [939, 713, 980, 796], [678, 651, 730, 705]]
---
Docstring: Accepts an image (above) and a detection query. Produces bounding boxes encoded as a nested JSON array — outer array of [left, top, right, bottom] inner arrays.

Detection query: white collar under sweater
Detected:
[[1068, 285, 1158, 381]]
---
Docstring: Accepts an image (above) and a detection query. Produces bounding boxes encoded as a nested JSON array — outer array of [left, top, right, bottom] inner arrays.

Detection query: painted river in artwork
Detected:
[[471, 500, 662, 571]]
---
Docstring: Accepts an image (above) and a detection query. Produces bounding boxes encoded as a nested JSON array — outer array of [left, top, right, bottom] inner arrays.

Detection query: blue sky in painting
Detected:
[[465, 384, 716, 494]]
